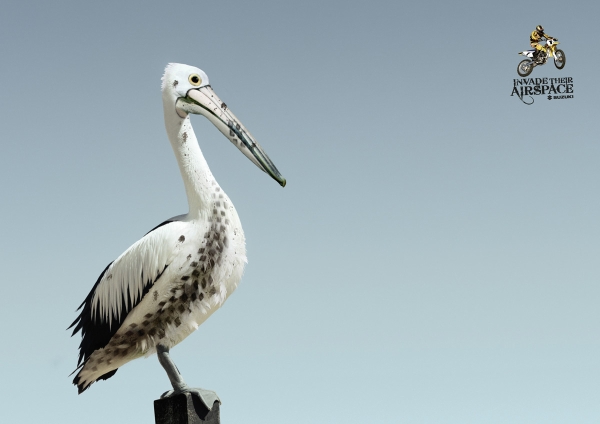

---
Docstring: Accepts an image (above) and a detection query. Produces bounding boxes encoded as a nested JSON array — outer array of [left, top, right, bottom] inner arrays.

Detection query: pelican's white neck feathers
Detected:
[[162, 64, 215, 214]]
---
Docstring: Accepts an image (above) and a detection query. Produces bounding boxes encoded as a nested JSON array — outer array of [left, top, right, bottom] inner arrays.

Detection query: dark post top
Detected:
[[154, 393, 220, 424]]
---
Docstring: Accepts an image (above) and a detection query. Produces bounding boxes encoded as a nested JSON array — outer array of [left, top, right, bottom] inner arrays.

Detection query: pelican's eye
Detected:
[[189, 74, 202, 86]]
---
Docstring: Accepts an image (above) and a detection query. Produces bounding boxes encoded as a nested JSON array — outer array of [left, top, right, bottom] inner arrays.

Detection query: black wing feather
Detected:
[[145, 219, 175, 235]]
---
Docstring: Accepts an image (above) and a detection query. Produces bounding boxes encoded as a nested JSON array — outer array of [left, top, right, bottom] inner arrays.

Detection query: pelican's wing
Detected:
[[69, 217, 188, 367]]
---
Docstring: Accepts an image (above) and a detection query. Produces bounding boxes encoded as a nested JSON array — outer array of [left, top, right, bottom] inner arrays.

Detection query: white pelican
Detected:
[[69, 63, 285, 407]]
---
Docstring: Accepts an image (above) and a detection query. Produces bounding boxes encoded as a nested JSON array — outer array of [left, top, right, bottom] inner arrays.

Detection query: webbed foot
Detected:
[[160, 384, 220, 410]]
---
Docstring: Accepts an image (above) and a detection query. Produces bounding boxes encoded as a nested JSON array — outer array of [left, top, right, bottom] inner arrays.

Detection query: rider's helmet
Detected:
[[536, 25, 544, 35]]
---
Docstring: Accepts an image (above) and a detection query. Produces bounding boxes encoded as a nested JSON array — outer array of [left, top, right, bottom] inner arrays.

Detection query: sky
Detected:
[[1, 0, 599, 423]]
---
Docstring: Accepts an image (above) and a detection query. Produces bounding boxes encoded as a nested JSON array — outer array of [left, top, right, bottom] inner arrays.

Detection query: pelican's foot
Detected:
[[161, 385, 220, 410]]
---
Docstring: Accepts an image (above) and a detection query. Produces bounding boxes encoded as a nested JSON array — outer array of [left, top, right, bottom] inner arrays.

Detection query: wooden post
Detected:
[[154, 393, 220, 424]]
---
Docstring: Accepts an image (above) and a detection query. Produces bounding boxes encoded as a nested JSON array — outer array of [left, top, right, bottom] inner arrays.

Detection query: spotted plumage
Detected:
[[71, 191, 246, 393], [70, 63, 285, 396]]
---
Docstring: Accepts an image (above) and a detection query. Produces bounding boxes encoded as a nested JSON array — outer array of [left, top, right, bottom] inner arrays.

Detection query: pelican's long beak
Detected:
[[177, 86, 286, 187]]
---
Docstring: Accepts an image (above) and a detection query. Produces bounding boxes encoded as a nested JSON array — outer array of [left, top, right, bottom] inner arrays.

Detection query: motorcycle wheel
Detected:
[[517, 59, 533, 77], [554, 49, 566, 69]]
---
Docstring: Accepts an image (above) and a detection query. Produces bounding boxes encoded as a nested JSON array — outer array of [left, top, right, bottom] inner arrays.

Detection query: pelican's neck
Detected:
[[164, 108, 217, 216]]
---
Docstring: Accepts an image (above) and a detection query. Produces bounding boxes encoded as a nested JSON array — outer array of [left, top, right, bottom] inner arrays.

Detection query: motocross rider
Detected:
[[530, 25, 554, 61]]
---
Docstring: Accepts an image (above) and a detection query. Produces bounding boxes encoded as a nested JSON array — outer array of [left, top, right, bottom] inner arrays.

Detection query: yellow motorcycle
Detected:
[[517, 38, 565, 77]]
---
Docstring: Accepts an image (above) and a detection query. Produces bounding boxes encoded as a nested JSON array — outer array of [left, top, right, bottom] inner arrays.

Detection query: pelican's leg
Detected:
[[157, 344, 187, 393], [157, 344, 220, 410]]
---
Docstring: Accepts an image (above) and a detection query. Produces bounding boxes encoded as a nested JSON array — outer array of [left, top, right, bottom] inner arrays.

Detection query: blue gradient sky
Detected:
[[1, 1, 599, 423]]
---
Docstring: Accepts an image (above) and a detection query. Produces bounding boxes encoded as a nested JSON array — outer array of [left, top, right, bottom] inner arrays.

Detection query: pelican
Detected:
[[69, 63, 285, 407]]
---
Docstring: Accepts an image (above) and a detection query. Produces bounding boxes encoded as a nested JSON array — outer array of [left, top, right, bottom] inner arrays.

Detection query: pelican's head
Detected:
[[162, 63, 286, 187]]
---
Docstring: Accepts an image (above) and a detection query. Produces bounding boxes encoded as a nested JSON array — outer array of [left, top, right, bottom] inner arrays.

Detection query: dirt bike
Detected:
[[517, 38, 565, 77]]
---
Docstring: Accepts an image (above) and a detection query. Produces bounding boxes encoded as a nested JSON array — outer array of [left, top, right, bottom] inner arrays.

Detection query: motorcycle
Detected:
[[517, 38, 565, 77]]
